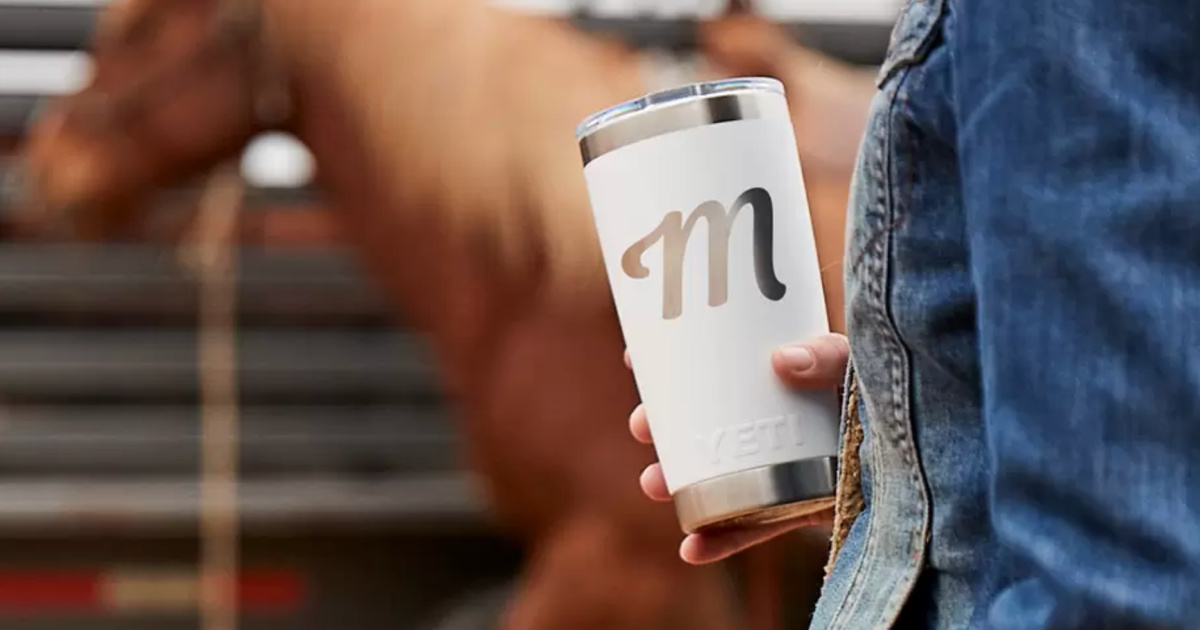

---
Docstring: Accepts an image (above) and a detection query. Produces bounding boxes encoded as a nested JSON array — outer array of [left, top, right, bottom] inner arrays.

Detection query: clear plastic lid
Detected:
[[574, 77, 784, 141]]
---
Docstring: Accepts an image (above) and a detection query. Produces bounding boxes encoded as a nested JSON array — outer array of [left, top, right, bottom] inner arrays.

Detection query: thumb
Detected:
[[772, 333, 849, 390]]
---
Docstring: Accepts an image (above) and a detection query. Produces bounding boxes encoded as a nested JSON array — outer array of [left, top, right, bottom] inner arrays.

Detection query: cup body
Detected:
[[577, 78, 840, 533]]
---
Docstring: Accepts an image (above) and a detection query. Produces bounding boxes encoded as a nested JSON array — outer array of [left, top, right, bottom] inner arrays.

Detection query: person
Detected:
[[628, 1, 1200, 628]]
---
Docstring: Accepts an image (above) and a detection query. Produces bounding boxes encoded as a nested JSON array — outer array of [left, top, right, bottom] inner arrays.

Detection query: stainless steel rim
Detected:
[[578, 88, 784, 166], [673, 456, 838, 534]]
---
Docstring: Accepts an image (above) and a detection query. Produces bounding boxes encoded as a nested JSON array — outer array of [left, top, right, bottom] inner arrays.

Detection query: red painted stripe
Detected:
[[236, 570, 305, 612], [0, 569, 304, 615], [0, 571, 101, 613]]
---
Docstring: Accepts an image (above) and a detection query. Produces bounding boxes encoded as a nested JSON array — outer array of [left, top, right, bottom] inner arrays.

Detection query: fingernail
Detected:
[[639, 466, 654, 487], [778, 346, 815, 372], [679, 535, 702, 564]]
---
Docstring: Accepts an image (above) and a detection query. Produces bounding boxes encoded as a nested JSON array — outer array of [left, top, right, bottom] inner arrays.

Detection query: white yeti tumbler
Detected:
[[576, 77, 840, 533]]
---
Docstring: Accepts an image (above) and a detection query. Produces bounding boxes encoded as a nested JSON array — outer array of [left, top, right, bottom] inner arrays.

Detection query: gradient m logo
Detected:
[[621, 187, 787, 320]]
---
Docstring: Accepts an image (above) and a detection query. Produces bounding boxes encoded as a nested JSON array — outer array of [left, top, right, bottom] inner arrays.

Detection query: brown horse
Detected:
[[15, 0, 875, 628]]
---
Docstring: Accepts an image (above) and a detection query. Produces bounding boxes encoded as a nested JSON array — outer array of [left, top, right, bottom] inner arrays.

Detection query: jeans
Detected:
[[812, 1, 1200, 628]]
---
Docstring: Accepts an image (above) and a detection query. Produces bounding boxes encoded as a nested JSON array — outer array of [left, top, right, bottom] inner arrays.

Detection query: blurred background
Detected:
[[0, 0, 900, 629]]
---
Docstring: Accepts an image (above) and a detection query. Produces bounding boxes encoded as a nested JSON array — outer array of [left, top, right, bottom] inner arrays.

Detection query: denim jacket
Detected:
[[814, 1, 1200, 628]]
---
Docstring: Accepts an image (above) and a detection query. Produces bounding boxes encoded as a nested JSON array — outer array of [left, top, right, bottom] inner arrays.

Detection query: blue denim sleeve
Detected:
[[952, 2, 1200, 628]]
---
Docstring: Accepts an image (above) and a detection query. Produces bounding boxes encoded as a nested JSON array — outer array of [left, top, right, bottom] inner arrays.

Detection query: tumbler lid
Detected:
[[574, 76, 784, 142]]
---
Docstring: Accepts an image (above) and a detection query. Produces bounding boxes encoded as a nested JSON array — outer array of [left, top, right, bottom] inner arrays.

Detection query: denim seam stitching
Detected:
[[822, 81, 892, 629], [826, 74, 906, 630], [878, 83, 934, 628], [828, 66, 933, 630]]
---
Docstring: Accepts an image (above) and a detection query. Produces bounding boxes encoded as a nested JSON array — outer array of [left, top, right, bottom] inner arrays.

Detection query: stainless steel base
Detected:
[[674, 456, 838, 534]]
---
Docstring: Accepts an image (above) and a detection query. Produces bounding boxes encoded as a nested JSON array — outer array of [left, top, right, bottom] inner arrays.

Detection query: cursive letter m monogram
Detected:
[[621, 187, 787, 320]]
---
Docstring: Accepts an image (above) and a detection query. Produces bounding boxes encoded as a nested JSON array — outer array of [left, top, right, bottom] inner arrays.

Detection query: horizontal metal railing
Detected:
[[0, 328, 440, 401], [0, 2, 96, 51], [0, 244, 384, 322], [0, 475, 487, 534], [0, 403, 458, 475]]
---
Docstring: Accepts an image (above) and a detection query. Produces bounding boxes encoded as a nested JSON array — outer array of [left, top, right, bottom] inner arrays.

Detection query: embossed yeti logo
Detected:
[[621, 187, 787, 320]]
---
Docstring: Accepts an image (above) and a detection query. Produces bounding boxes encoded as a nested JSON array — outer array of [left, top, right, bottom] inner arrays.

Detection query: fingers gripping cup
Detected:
[[576, 78, 840, 534]]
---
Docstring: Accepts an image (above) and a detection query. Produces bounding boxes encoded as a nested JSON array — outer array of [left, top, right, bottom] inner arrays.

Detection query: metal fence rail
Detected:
[[0, 475, 486, 533], [0, 404, 457, 475], [0, 329, 440, 401], [0, 94, 35, 136], [0, 244, 385, 321], [0, 1, 96, 50]]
